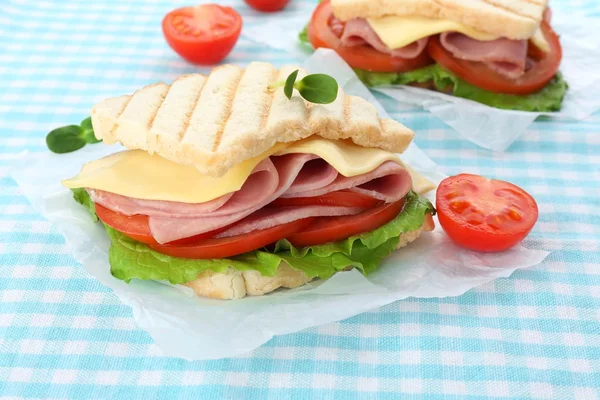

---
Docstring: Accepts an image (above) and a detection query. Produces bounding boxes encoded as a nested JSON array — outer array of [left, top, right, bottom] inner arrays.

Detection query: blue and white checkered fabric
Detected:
[[1, 0, 599, 398]]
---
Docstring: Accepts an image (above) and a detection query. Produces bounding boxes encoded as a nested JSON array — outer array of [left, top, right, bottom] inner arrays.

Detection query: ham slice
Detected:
[[440, 33, 528, 79], [282, 161, 412, 203], [339, 18, 429, 59], [217, 206, 365, 238], [91, 154, 413, 244]]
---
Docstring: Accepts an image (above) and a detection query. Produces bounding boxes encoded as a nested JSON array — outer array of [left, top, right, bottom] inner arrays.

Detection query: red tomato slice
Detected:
[[96, 204, 156, 245], [95, 204, 228, 246], [162, 5, 242, 65], [244, 0, 290, 12], [287, 199, 407, 248], [269, 191, 381, 208], [428, 22, 562, 95], [148, 218, 315, 259], [436, 174, 539, 252], [307, 0, 433, 73]]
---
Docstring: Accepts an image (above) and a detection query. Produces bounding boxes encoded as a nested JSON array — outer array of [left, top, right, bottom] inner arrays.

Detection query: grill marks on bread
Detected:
[[91, 62, 413, 177]]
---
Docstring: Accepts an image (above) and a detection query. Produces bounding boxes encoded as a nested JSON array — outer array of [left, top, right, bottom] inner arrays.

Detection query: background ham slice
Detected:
[[91, 154, 413, 244], [339, 18, 429, 59], [440, 32, 528, 79]]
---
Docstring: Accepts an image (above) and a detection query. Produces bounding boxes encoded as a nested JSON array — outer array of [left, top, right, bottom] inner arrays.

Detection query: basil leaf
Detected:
[[294, 74, 338, 104], [283, 69, 299, 100], [46, 125, 87, 154], [81, 117, 101, 144]]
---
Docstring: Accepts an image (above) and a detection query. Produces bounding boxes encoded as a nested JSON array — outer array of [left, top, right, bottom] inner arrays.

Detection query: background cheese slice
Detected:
[[62, 137, 435, 203], [367, 15, 549, 52]]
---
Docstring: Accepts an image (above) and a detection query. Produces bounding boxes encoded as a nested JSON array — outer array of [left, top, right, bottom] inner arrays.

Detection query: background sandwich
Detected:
[[300, 0, 567, 111], [63, 62, 436, 300]]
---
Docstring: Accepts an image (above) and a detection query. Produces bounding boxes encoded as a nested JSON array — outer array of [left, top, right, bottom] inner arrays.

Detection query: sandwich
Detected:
[[299, 0, 567, 111], [62, 62, 436, 300]]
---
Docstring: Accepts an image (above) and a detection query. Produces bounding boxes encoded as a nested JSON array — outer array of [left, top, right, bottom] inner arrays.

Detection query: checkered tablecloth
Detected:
[[1, 0, 599, 398]]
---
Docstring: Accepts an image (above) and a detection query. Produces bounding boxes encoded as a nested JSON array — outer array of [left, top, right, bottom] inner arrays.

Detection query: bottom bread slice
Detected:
[[183, 227, 426, 300]]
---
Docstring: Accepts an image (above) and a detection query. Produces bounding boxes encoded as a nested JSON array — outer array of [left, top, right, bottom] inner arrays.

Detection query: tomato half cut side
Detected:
[[148, 218, 315, 259], [162, 5, 242, 65], [307, 0, 433, 73], [436, 174, 539, 252], [269, 191, 381, 208], [428, 22, 562, 95], [287, 198, 407, 248]]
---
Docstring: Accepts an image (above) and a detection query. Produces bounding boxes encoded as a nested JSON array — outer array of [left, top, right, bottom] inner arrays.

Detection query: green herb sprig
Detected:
[[46, 117, 101, 154], [269, 70, 339, 104]]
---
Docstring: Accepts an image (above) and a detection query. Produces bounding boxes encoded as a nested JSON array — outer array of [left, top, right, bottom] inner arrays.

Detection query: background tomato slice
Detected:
[[436, 174, 539, 252], [287, 199, 406, 248], [269, 191, 381, 208], [428, 22, 562, 95], [162, 5, 242, 65], [307, 0, 433, 73], [244, 0, 290, 12], [148, 218, 315, 259]]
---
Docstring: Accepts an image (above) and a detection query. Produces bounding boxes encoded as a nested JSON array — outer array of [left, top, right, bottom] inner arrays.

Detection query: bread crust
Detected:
[[91, 63, 414, 178], [331, 0, 548, 40], [182, 225, 428, 300]]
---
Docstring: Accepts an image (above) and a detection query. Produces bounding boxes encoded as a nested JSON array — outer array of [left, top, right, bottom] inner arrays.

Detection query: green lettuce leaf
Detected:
[[429, 66, 568, 112], [72, 189, 434, 284], [71, 188, 98, 222], [353, 65, 437, 88], [299, 25, 309, 45], [353, 65, 567, 112]]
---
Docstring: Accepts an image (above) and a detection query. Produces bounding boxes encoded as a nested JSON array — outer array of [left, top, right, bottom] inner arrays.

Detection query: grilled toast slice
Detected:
[[91, 62, 414, 177]]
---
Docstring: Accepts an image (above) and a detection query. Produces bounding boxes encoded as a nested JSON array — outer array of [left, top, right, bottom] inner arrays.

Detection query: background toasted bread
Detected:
[[331, 0, 549, 40]]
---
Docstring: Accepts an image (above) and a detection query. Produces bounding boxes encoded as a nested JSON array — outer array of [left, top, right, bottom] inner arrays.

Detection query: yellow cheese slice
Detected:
[[367, 15, 549, 52], [62, 137, 435, 203], [530, 27, 550, 52]]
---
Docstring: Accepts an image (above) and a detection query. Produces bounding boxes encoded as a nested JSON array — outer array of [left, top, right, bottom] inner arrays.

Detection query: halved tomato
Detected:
[[428, 22, 562, 95], [148, 218, 315, 259], [270, 191, 381, 208], [436, 174, 539, 252], [162, 5, 242, 65], [307, 0, 433, 73], [287, 198, 407, 248]]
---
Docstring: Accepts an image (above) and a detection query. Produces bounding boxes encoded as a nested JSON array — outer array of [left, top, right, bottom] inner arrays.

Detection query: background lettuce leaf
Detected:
[[354, 65, 567, 112], [430, 66, 568, 112], [73, 189, 434, 284]]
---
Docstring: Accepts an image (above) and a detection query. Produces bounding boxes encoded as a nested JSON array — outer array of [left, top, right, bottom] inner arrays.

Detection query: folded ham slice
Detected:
[[440, 33, 528, 79], [91, 154, 413, 244], [282, 161, 411, 202], [216, 206, 366, 238], [339, 18, 429, 59]]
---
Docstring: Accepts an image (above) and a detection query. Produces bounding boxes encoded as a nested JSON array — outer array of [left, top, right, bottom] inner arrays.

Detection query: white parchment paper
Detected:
[[244, 14, 600, 151], [10, 50, 549, 360]]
